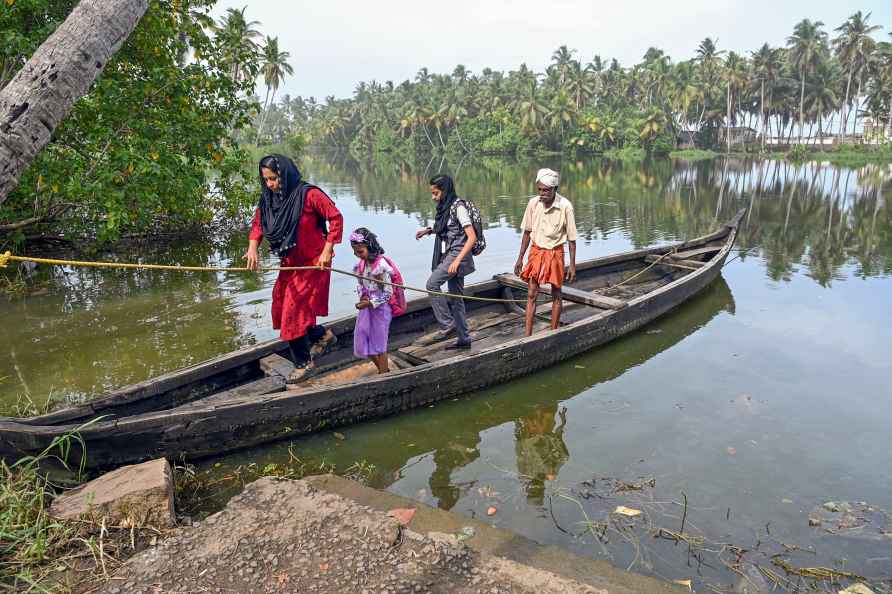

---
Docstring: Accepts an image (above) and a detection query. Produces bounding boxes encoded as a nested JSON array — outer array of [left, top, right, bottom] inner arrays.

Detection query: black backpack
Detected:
[[451, 198, 486, 256]]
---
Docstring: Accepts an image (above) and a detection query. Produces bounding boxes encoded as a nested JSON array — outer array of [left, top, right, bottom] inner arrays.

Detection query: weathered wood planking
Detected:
[[259, 354, 295, 378], [671, 245, 722, 261], [494, 273, 626, 310], [402, 311, 520, 355], [174, 376, 285, 411], [644, 255, 704, 270]]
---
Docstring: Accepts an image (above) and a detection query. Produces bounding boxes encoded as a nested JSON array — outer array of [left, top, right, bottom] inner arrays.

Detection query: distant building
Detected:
[[863, 117, 891, 143], [718, 126, 759, 147]]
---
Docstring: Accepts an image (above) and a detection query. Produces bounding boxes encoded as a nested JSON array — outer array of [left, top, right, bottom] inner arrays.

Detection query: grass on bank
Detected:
[[669, 149, 718, 161], [774, 143, 892, 166], [0, 425, 148, 594], [174, 444, 378, 518], [603, 147, 647, 161], [2, 420, 379, 593]]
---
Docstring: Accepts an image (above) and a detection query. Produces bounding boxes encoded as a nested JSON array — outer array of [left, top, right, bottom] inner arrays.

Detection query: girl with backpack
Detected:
[[350, 228, 407, 374]]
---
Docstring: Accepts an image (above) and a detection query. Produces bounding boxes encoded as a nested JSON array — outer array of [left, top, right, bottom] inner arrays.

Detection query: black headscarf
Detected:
[[430, 174, 459, 268], [430, 174, 459, 238], [258, 154, 311, 258], [349, 227, 385, 259]]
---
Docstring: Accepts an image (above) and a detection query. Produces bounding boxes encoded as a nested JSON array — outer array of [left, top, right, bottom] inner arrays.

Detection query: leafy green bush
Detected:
[[1, 0, 260, 245]]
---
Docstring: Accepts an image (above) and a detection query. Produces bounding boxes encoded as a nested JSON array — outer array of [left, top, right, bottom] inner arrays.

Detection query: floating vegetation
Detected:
[[554, 474, 892, 594]]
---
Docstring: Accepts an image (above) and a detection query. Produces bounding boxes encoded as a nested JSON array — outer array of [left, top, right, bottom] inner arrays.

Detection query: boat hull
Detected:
[[0, 214, 742, 469]]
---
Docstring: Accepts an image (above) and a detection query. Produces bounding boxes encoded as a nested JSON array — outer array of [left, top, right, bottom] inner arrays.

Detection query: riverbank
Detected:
[[100, 474, 683, 594], [776, 144, 892, 166]]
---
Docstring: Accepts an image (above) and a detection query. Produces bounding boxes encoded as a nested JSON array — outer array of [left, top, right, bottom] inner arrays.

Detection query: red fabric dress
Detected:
[[249, 188, 344, 341]]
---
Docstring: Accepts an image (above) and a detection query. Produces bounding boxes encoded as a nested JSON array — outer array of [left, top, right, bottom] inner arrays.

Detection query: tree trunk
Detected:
[[0, 0, 149, 205], [798, 72, 806, 145], [454, 125, 471, 154], [421, 123, 435, 149], [887, 99, 892, 139], [817, 112, 823, 147], [257, 85, 272, 143], [726, 81, 732, 154], [840, 67, 853, 144], [760, 80, 766, 152], [852, 77, 863, 142]]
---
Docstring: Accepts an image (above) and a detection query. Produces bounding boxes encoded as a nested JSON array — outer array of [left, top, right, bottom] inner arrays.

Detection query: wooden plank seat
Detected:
[[175, 375, 285, 410], [644, 254, 704, 270], [494, 273, 626, 310], [671, 245, 722, 261], [399, 311, 522, 363], [259, 353, 295, 378]]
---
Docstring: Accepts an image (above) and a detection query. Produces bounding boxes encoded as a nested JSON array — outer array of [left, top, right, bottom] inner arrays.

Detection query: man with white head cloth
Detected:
[[514, 168, 577, 336]]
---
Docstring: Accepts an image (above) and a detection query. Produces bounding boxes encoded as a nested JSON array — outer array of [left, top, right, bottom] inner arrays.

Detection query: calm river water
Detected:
[[3, 154, 891, 592]]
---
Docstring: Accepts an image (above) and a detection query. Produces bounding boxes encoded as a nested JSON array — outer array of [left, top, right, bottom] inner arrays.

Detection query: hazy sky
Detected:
[[214, 1, 892, 100]]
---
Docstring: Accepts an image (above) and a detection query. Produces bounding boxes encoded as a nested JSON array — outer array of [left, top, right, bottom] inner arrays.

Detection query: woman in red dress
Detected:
[[243, 154, 344, 382]]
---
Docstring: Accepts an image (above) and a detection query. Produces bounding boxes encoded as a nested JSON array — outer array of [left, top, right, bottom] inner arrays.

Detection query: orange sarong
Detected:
[[520, 244, 565, 288]]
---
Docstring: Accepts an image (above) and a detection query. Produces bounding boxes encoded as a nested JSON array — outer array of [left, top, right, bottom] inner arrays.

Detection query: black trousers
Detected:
[[288, 324, 326, 365]]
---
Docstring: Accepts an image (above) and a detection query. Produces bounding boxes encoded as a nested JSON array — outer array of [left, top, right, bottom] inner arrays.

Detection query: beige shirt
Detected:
[[520, 194, 578, 249]]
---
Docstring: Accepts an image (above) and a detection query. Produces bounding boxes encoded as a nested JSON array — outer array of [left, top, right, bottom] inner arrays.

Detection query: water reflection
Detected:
[[304, 153, 891, 286], [514, 403, 569, 506]]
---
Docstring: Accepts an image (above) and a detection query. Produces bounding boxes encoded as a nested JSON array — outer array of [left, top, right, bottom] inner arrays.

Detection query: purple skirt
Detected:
[[354, 303, 392, 358]]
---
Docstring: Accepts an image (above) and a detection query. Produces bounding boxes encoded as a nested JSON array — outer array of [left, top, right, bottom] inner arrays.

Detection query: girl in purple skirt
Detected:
[[350, 228, 406, 374]]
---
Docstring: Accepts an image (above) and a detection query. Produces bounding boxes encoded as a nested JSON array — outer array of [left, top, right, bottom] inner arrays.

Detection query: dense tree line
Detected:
[[255, 12, 891, 158]]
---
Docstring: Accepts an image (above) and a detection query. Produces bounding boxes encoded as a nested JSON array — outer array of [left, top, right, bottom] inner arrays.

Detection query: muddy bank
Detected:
[[101, 475, 682, 594]]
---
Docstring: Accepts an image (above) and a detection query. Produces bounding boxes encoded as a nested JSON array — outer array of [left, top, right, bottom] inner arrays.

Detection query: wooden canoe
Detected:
[[0, 210, 745, 470]]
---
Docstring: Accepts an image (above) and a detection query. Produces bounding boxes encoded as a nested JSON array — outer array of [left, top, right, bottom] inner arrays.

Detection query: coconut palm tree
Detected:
[[257, 36, 293, 141], [787, 19, 829, 144], [514, 81, 548, 134], [415, 67, 432, 85], [834, 11, 882, 142], [551, 46, 576, 84], [566, 60, 594, 109], [723, 52, 749, 152], [866, 36, 892, 138], [214, 6, 262, 84], [805, 60, 841, 143], [751, 44, 783, 149], [547, 89, 576, 144], [452, 64, 470, 86]]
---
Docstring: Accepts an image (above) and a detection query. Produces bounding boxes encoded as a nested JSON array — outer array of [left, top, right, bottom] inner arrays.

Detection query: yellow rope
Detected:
[[1, 249, 689, 304], [0, 251, 531, 304]]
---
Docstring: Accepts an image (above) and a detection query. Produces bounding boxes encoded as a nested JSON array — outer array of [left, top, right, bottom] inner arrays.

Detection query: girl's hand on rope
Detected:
[[243, 245, 259, 270]]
